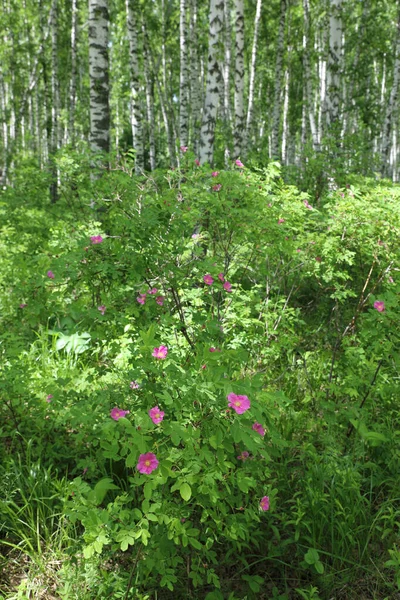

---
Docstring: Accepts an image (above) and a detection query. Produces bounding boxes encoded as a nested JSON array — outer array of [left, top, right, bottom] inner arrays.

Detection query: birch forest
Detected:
[[1, 0, 400, 182], [1, 1, 400, 599]]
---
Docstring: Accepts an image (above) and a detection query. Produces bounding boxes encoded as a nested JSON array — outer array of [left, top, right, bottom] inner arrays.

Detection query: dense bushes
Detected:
[[0, 157, 399, 599]]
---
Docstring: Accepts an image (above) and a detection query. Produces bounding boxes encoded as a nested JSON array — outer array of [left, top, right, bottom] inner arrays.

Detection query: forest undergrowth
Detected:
[[0, 155, 399, 600]]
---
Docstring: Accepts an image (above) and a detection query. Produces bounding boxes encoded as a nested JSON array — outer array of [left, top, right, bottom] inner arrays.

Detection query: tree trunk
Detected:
[[143, 23, 156, 170], [126, 0, 144, 172], [381, 12, 400, 177], [326, 0, 342, 128], [189, 0, 201, 153], [179, 0, 189, 148], [271, 0, 287, 159], [233, 0, 245, 159], [69, 0, 78, 147], [88, 0, 110, 156], [303, 0, 319, 151], [245, 0, 262, 154], [199, 0, 224, 165], [50, 0, 59, 202]]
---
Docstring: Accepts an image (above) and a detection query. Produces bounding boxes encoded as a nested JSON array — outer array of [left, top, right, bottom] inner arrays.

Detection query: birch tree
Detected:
[[326, 0, 342, 127], [68, 0, 78, 146], [199, 0, 224, 165], [88, 0, 110, 155], [233, 0, 245, 158], [50, 0, 59, 202], [381, 14, 400, 176], [126, 0, 144, 172], [303, 0, 319, 151], [271, 0, 287, 159], [179, 0, 189, 147], [245, 0, 262, 154]]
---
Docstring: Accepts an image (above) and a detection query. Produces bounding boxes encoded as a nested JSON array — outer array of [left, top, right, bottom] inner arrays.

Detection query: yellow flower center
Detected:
[[145, 460, 151, 466], [235, 401, 241, 407], [155, 413, 160, 418]]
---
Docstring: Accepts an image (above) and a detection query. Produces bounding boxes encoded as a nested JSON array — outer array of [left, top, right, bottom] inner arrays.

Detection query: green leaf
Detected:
[[180, 482, 192, 502]]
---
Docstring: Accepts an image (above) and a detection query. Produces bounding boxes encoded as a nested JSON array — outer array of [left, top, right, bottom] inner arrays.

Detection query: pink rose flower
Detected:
[[110, 407, 129, 421], [218, 273, 224, 282], [260, 496, 270, 511], [303, 199, 313, 210], [130, 381, 140, 389], [252, 422, 265, 437], [203, 274, 214, 285], [137, 294, 146, 305], [374, 300, 385, 313], [136, 452, 159, 474], [47, 270, 55, 279], [194, 159, 200, 166], [98, 305, 106, 315], [90, 235, 103, 244], [152, 345, 168, 359], [147, 288, 158, 295], [278, 219, 285, 225], [235, 159, 244, 167], [180, 146, 188, 153], [209, 347, 217, 353], [212, 171, 220, 177], [223, 281, 232, 292], [237, 451, 250, 461], [46, 394, 53, 402], [212, 184, 222, 192], [148, 406, 165, 424], [155, 296, 165, 306], [227, 393, 250, 414]]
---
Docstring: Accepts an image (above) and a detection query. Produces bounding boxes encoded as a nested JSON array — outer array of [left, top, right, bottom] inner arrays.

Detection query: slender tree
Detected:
[[326, 0, 342, 127], [199, 0, 224, 165], [303, 0, 319, 151], [233, 0, 245, 158], [245, 0, 262, 154], [88, 0, 110, 156], [381, 9, 400, 177], [179, 0, 189, 148], [126, 0, 144, 172], [271, 0, 287, 159], [69, 0, 78, 146]]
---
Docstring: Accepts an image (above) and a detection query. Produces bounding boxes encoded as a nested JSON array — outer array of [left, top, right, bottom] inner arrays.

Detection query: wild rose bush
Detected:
[[1, 158, 400, 598]]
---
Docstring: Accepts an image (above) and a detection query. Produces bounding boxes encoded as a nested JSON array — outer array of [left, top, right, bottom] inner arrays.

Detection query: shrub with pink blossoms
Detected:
[[155, 296, 164, 306], [90, 235, 103, 244], [227, 393, 250, 414], [110, 407, 129, 420], [252, 422, 265, 437], [260, 496, 270, 511], [136, 452, 159, 474], [152, 345, 168, 359], [374, 300, 385, 312], [97, 305, 106, 315], [235, 159, 244, 167], [203, 274, 214, 285], [137, 294, 146, 305], [47, 270, 55, 279], [148, 406, 165, 424], [223, 281, 232, 292]]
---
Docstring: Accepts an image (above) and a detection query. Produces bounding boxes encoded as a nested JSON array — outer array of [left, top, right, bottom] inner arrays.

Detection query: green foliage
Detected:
[[0, 157, 400, 599]]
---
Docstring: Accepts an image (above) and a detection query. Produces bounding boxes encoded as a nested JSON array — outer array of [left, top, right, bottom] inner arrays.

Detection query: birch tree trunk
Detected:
[[189, 0, 201, 152], [69, 0, 78, 146], [179, 0, 189, 147], [126, 0, 144, 172], [223, 0, 232, 163], [381, 12, 400, 177], [326, 0, 342, 128], [281, 65, 290, 165], [271, 0, 287, 159], [233, 0, 245, 158], [88, 0, 110, 156], [199, 0, 224, 165], [303, 0, 319, 151], [143, 23, 156, 170], [245, 0, 262, 154], [50, 0, 59, 202]]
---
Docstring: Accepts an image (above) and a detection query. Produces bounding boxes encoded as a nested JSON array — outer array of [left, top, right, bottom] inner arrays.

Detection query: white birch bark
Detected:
[[223, 0, 232, 162], [50, 0, 59, 202], [281, 66, 289, 165], [303, 0, 319, 151], [245, 0, 262, 153], [233, 0, 245, 158], [179, 0, 189, 147], [69, 0, 78, 146], [189, 0, 201, 152], [326, 0, 342, 127], [143, 24, 156, 171], [88, 0, 110, 155], [126, 0, 144, 172], [199, 0, 224, 165], [381, 13, 400, 177], [271, 0, 287, 159]]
